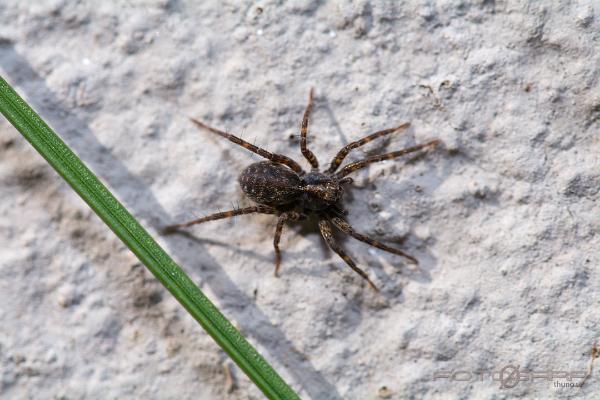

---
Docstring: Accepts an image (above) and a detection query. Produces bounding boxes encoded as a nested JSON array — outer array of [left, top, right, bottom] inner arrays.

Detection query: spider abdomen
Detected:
[[239, 161, 302, 206]]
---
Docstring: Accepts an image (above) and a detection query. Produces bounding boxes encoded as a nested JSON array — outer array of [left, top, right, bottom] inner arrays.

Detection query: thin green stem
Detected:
[[0, 75, 301, 400]]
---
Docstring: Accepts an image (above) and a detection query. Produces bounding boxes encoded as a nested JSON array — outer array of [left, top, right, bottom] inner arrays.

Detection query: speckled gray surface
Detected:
[[1, 1, 600, 399]]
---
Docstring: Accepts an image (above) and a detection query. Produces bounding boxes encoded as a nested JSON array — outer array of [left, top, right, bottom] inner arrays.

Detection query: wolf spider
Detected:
[[164, 89, 440, 291]]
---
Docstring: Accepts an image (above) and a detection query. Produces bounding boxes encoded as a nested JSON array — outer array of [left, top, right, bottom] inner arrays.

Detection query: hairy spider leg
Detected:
[[189, 117, 304, 174], [326, 122, 411, 173], [300, 88, 320, 169], [328, 215, 417, 264], [273, 211, 301, 277], [318, 219, 379, 291], [163, 205, 277, 233], [336, 139, 440, 178]]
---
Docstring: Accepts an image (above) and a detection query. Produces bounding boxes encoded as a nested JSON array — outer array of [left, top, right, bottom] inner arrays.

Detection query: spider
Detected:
[[164, 89, 440, 291]]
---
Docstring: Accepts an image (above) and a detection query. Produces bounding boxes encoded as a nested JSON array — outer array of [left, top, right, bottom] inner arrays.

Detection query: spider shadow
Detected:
[[367, 151, 446, 290], [163, 229, 317, 278], [328, 151, 438, 298], [321, 96, 349, 146], [320, 95, 438, 286], [282, 202, 434, 300], [293, 212, 330, 249], [167, 230, 274, 264], [0, 43, 343, 400]]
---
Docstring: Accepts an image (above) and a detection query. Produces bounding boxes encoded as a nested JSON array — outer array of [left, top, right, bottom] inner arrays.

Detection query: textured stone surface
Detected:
[[1, 1, 599, 399]]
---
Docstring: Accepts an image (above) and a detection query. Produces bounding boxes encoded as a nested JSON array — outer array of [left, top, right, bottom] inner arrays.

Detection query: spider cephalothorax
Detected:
[[164, 89, 440, 291], [299, 171, 345, 210]]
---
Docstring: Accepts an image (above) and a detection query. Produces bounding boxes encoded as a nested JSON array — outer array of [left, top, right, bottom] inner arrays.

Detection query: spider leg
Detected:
[[328, 215, 418, 264], [335, 139, 440, 178], [326, 123, 410, 173], [300, 88, 319, 170], [318, 219, 379, 291], [163, 205, 277, 233], [190, 117, 304, 174], [273, 211, 301, 277]]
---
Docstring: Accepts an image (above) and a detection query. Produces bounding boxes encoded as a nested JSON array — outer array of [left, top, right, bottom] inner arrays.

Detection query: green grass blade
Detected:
[[0, 75, 301, 400]]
